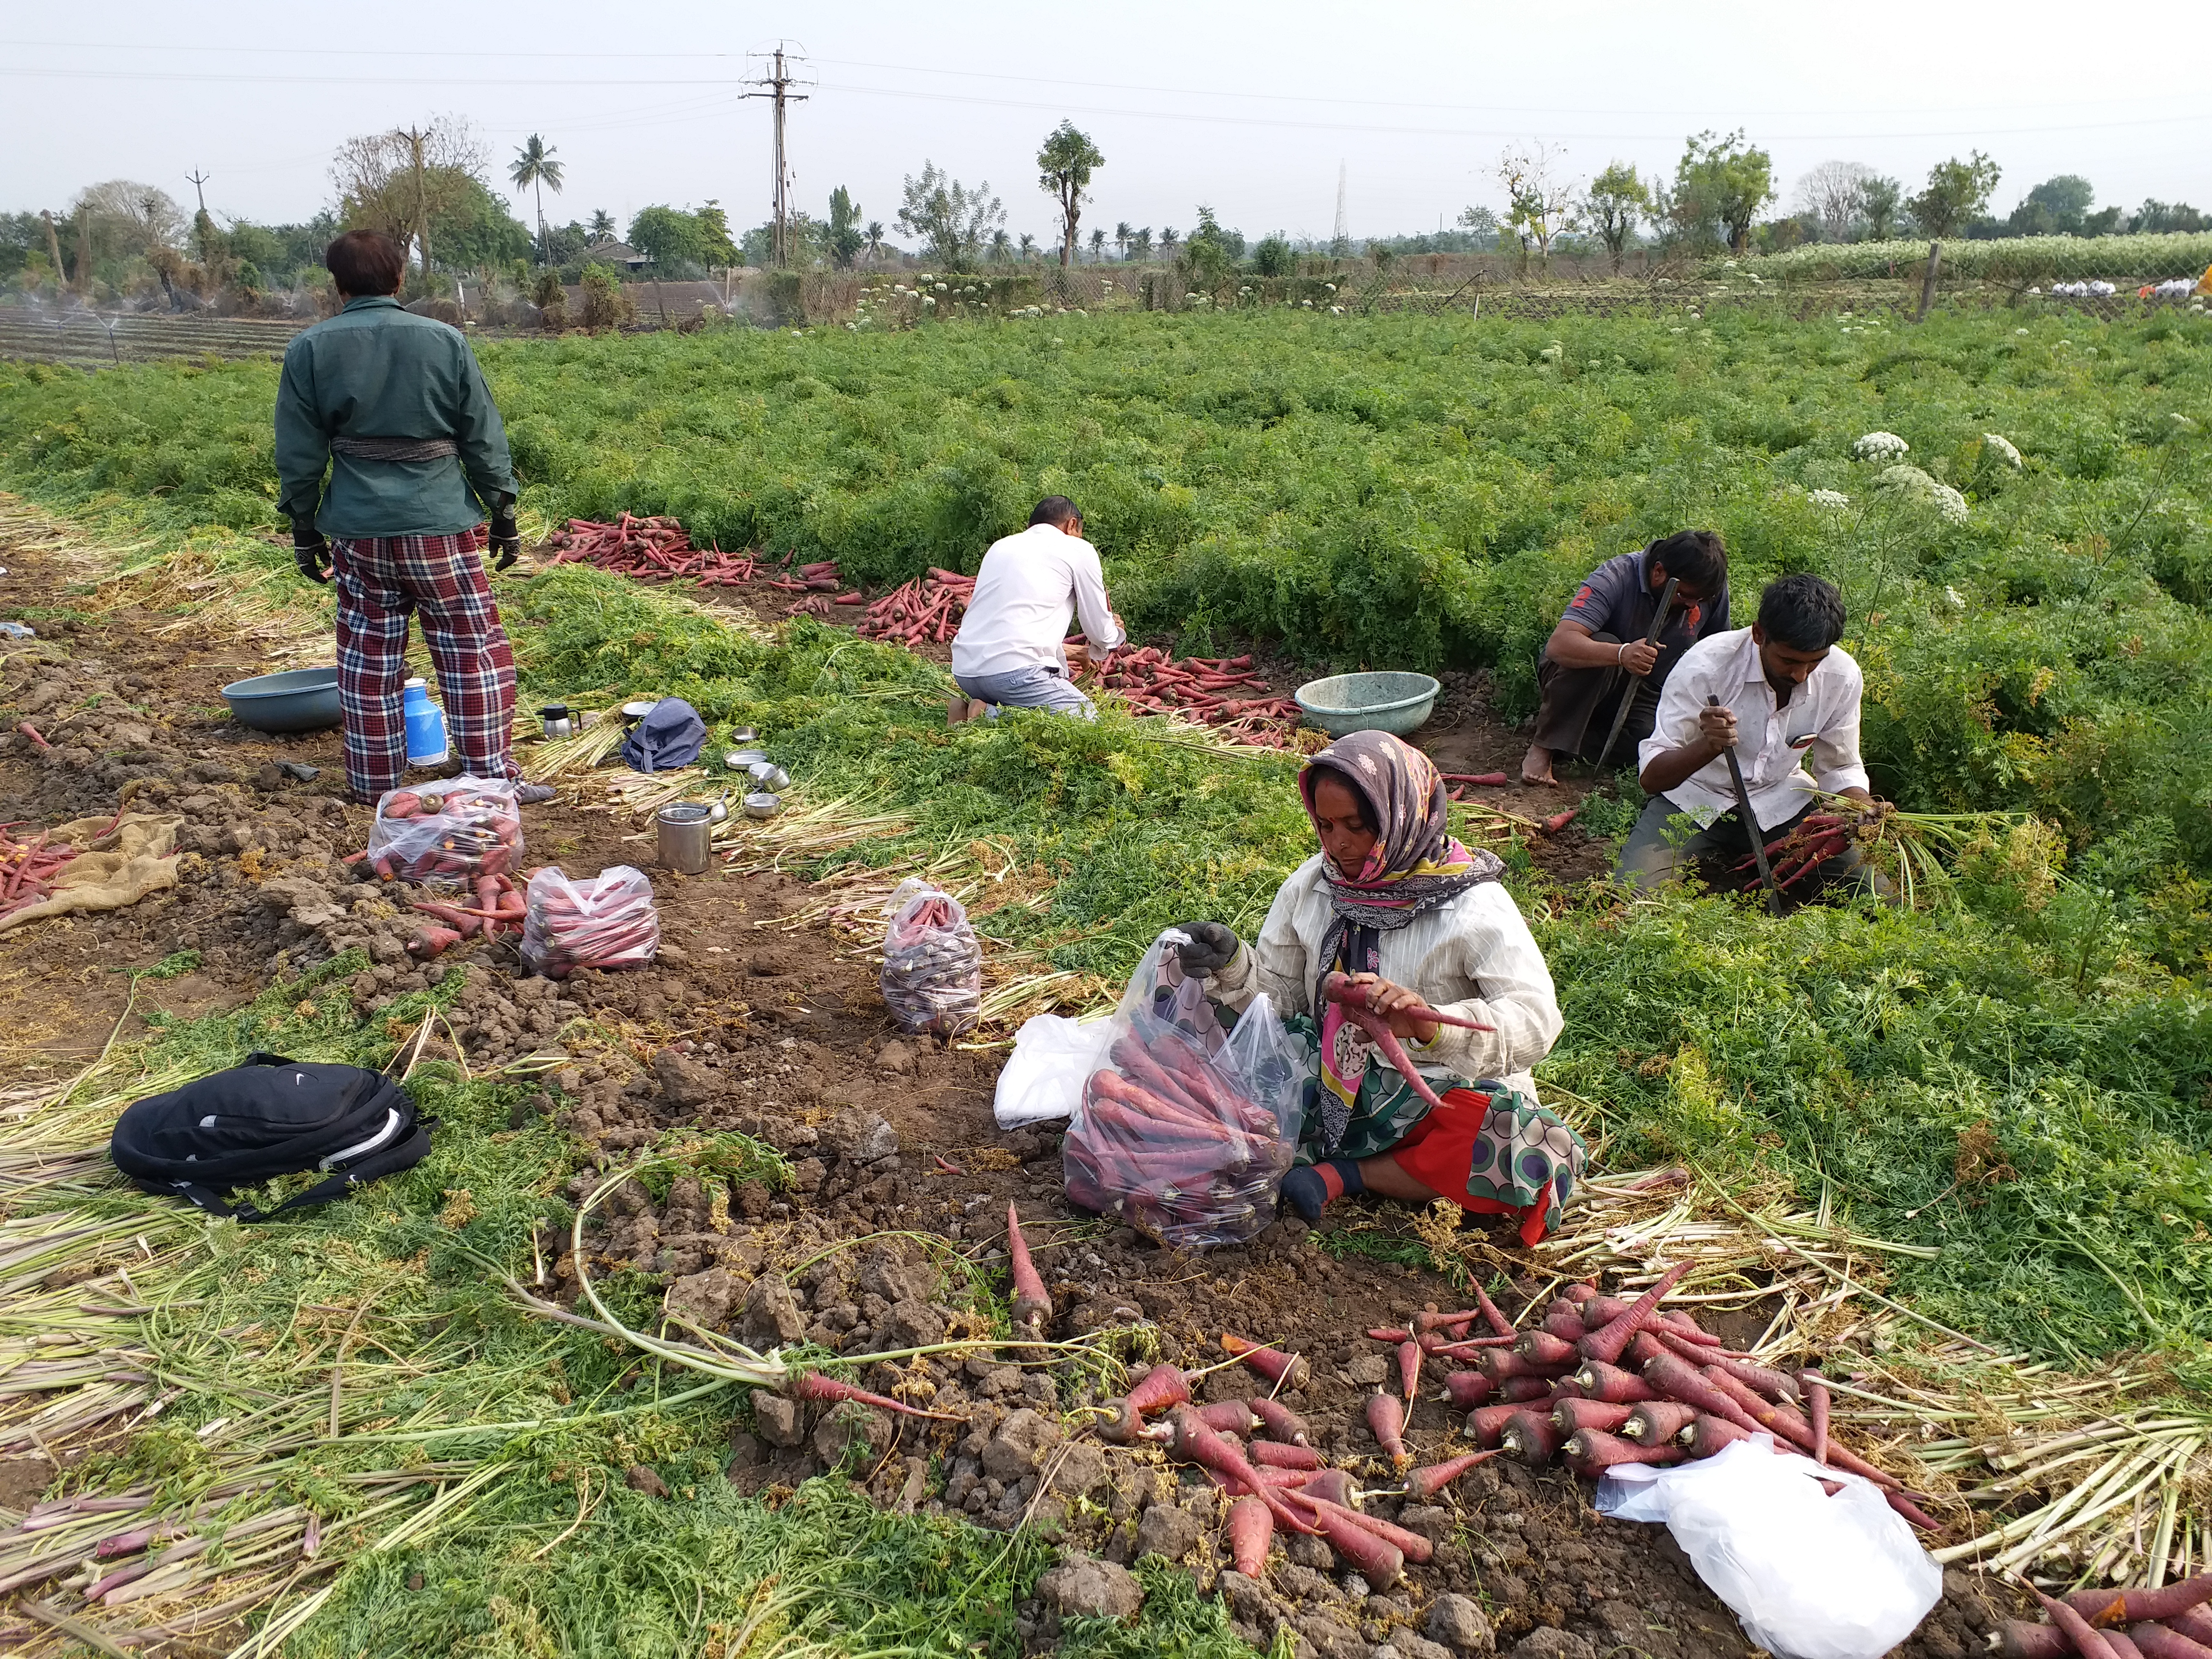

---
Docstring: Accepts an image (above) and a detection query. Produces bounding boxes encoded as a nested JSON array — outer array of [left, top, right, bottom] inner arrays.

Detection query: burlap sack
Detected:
[[0, 812, 183, 935]]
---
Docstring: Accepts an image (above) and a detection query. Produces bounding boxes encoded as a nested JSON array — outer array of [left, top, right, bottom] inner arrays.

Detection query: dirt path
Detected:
[[0, 519, 2013, 1659]]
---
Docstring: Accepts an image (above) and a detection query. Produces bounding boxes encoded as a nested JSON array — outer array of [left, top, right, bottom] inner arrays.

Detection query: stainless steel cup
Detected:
[[656, 803, 714, 874]]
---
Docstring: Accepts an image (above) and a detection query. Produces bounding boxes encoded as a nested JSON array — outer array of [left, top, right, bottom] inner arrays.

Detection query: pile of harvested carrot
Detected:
[[857, 568, 974, 646], [1065, 1028, 1291, 1246], [405, 871, 527, 961], [0, 812, 110, 922], [1732, 808, 1857, 890], [2000, 1575, 2212, 1656], [542, 514, 759, 586], [757, 558, 849, 598], [1094, 647, 1302, 747]]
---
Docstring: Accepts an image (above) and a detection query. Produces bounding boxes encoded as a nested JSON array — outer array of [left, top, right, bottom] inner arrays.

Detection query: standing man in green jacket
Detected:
[[275, 229, 552, 806]]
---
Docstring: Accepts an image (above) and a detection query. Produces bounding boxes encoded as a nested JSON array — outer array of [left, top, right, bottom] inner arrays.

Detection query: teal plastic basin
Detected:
[[221, 666, 342, 733], [1292, 671, 1441, 738]]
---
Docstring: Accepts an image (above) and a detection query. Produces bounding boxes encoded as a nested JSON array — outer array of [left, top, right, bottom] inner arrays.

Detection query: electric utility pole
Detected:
[[403, 126, 430, 276], [186, 169, 213, 263], [743, 43, 810, 267]]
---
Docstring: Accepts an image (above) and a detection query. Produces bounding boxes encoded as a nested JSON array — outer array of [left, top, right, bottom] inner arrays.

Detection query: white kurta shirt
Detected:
[[950, 524, 1125, 680], [1640, 626, 1871, 832], [1207, 854, 1563, 1104]]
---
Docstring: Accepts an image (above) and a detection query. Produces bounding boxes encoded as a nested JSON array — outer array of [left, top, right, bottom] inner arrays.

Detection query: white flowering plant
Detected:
[[1981, 433, 2023, 469], [1808, 489, 1851, 510], [1853, 432, 1910, 462]]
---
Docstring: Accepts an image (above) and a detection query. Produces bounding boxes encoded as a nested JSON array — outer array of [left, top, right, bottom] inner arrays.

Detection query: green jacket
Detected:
[[274, 296, 517, 537]]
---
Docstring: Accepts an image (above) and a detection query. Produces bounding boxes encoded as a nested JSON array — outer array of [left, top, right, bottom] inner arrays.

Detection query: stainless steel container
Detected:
[[729, 726, 761, 745], [539, 703, 573, 740], [656, 803, 714, 874], [747, 761, 791, 791], [743, 792, 781, 819], [726, 749, 769, 770]]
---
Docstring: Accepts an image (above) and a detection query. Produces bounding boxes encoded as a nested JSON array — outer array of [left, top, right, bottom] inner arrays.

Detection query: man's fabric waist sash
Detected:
[[330, 435, 459, 462]]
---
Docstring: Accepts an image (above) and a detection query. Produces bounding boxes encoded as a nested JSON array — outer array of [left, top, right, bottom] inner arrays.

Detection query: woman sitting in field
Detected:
[[1174, 731, 1583, 1244]]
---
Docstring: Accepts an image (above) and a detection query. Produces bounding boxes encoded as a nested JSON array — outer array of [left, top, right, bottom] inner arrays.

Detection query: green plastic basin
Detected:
[[1292, 671, 1441, 738]]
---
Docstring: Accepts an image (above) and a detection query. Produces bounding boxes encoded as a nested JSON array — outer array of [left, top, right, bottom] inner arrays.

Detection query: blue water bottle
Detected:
[[402, 677, 449, 768]]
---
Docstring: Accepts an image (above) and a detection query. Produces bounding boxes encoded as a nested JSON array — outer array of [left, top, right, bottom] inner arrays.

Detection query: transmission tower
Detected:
[[743, 43, 812, 268], [1333, 162, 1348, 254]]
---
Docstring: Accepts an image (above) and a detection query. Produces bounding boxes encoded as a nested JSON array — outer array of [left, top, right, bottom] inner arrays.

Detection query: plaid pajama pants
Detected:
[[332, 529, 517, 805]]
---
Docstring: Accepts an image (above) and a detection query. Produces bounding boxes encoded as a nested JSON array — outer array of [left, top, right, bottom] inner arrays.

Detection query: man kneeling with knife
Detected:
[[275, 229, 552, 807], [1617, 573, 1884, 895]]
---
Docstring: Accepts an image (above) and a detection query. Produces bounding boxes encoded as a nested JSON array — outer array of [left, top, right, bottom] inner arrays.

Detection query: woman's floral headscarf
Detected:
[[1298, 731, 1503, 1150]]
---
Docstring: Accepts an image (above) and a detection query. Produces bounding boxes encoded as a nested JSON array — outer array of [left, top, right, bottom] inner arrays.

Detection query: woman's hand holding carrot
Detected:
[[1347, 973, 1440, 1045]]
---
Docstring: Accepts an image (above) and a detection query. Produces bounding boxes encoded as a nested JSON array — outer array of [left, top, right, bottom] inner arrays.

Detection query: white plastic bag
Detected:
[[1061, 929, 1304, 1249], [879, 878, 982, 1035], [365, 776, 524, 885], [994, 1014, 1112, 1127], [1595, 1437, 1941, 1659], [522, 865, 659, 980]]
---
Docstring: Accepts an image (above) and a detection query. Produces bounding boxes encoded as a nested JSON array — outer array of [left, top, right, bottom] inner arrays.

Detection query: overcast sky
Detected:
[[8, 1, 2208, 244]]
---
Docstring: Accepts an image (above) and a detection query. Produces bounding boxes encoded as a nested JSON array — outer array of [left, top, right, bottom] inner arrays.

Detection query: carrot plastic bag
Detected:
[[365, 777, 524, 885], [1062, 928, 1304, 1250], [522, 865, 659, 980], [880, 877, 982, 1035]]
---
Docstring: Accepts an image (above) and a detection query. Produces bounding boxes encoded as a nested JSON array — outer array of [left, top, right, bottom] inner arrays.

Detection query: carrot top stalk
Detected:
[[1578, 1260, 1693, 1366], [1221, 1334, 1310, 1391], [1004, 1203, 1053, 1334]]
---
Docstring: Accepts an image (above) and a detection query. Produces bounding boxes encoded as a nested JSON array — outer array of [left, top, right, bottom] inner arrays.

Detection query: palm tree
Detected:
[[862, 221, 887, 264], [1160, 226, 1179, 255], [588, 208, 615, 241], [1088, 227, 1106, 262], [1017, 231, 1037, 261], [1114, 220, 1132, 261], [508, 135, 565, 259], [989, 228, 1012, 264]]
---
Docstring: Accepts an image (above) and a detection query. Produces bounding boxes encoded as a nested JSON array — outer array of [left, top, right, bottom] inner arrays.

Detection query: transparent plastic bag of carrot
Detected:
[[879, 877, 982, 1035], [361, 777, 526, 884], [521, 865, 660, 980], [1061, 930, 1305, 1249]]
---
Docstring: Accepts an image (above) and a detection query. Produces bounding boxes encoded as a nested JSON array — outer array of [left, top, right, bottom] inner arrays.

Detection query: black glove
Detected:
[[487, 495, 520, 572], [291, 517, 331, 584], [1170, 921, 1241, 974]]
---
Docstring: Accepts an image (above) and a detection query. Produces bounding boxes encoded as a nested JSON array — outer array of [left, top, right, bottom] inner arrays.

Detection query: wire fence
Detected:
[[5, 233, 2205, 367]]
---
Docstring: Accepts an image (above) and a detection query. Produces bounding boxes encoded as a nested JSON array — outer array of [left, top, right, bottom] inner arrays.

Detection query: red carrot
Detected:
[[1004, 1203, 1052, 1334], [1397, 1450, 1499, 1501], [1623, 1401, 1699, 1445], [1696, 1366, 1904, 1492], [1440, 772, 1510, 786], [1397, 1340, 1422, 1414], [1247, 1396, 1311, 1445], [1692, 1350, 1803, 1404], [1366, 1391, 1411, 1469], [2130, 1625, 2212, 1659], [2175, 1611, 2212, 1646], [1225, 1496, 1272, 1576], [1563, 1429, 1684, 1479], [785, 1372, 962, 1420], [1162, 1410, 1312, 1535], [1367, 1327, 1411, 1344], [1294, 1492, 1434, 1564], [1572, 1361, 1657, 1404], [1639, 1354, 1767, 1439], [1800, 1371, 1830, 1465], [2020, 1582, 2124, 1659], [1197, 1399, 1257, 1438], [1579, 1261, 1693, 1365], [1442, 1371, 1495, 1411], [1299, 1468, 1360, 1509], [1293, 1498, 1404, 1587], [1551, 1398, 1635, 1436], [1249, 1439, 1320, 1471], [1499, 1376, 1556, 1404], [1541, 808, 1578, 834], [1501, 1409, 1560, 1467], [2104, 1631, 2149, 1659], [406, 926, 462, 959], [1221, 1334, 1308, 1391], [1683, 1414, 1751, 1458], [1467, 1403, 1523, 1448], [1480, 1349, 1569, 1384], [1561, 1282, 1600, 1306], [1998, 1624, 2072, 1659], [1126, 1362, 1192, 1417], [1515, 1331, 1580, 1368], [2069, 1575, 2212, 1629], [1541, 1310, 1589, 1343], [1657, 1311, 1723, 1346], [1413, 1308, 1485, 1335]]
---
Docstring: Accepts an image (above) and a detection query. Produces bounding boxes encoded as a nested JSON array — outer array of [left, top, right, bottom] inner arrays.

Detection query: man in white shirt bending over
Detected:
[[1619, 573, 1884, 895], [949, 496, 1125, 722]]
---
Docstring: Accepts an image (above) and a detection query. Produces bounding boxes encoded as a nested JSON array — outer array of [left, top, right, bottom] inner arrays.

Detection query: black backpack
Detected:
[[110, 1052, 435, 1222]]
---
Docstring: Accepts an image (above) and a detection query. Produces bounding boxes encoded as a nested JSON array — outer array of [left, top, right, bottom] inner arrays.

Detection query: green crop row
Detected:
[[3, 306, 2209, 886], [1738, 230, 2212, 284]]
